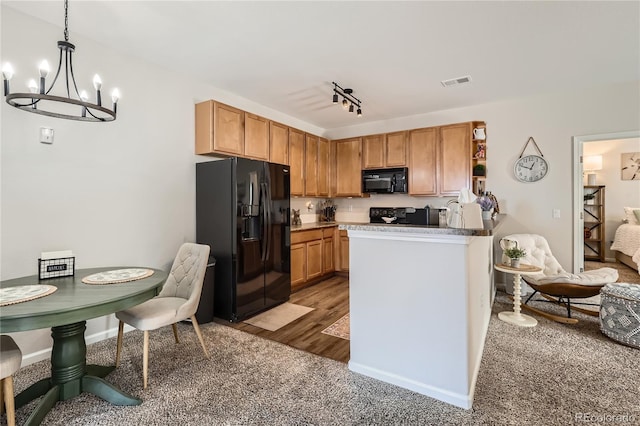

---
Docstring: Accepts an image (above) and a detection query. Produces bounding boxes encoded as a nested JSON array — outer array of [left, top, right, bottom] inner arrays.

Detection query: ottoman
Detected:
[[599, 283, 640, 349]]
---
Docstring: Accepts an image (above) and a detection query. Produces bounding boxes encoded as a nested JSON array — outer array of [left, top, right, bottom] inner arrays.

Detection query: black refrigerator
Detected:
[[196, 158, 291, 322]]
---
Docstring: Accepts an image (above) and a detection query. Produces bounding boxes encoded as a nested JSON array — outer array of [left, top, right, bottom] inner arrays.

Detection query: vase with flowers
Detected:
[[476, 195, 495, 220]]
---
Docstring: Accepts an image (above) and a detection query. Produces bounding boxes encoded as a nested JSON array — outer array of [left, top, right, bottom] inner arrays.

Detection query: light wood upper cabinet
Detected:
[[334, 138, 363, 197], [409, 128, 438, 195], [195, 100, 244, 156], [386, 131, 408, 167], [362, 134, 385, 169], [439, 123, 471, 195], [269, 121, 289, 165], [409, 124, 471, 196], [317, 137, 330, 197], [244, 113, 269, 160], [289, 129, 305, 197], [305, 134, 319, 197], [362, 132, 407, 169]]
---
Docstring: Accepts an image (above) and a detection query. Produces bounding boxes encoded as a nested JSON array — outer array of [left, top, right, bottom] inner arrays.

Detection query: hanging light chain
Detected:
[[63, 0, 69, 42]]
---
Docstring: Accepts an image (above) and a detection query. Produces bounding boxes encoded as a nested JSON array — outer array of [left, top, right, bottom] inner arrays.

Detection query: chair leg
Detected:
[[143, 330, 149, 389], [3, 376, 16, 426], [115, 320, 124, 367], [190, 316, 210, 359], [172, 323, 180, 344], [0, 377, 4, 415]]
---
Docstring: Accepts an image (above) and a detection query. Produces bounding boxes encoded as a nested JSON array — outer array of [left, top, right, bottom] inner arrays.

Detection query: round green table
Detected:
[[0, 267, 167, 426]]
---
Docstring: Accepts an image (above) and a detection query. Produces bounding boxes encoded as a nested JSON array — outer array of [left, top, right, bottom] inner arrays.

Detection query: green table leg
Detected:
[[22, 386, 59, 426], [16, 321, 141, 425], [86, 364, 115, 378], [83, 375, 141, 405]]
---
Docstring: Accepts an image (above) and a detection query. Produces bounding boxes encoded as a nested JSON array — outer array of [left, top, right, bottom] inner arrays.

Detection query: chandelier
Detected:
[[332, 82, 362, 117], [2, 0, 119, 122]]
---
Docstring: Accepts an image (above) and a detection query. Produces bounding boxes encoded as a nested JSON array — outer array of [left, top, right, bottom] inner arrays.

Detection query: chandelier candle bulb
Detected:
[[38, 60, 50, 94], [93, 74, 102, 106]]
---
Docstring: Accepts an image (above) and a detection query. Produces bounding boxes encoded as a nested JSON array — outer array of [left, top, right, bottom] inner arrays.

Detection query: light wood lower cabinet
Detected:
[[337, 230, 349, 272], [290, 227, 338, 292], [290, 243, 306, 289]]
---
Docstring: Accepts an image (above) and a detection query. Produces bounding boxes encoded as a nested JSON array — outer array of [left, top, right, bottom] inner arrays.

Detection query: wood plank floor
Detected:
[[217, 275, 350, 363]]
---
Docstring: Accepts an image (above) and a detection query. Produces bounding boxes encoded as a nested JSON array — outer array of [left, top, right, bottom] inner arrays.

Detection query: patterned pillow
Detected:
[[635, 209, 640, 224]]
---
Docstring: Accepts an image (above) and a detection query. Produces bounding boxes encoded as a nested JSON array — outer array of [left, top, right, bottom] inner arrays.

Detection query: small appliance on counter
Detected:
[[318, 199, 336, 222]]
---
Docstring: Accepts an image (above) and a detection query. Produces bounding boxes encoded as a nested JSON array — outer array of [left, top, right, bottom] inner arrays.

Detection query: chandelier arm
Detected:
[[45, 48, 65, 96], [68, 51, 82, 99]]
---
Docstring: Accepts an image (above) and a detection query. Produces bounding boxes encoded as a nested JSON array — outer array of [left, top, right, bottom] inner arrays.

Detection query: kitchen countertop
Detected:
[[291, 222, 364, 232], [339, 215, 503, 236]]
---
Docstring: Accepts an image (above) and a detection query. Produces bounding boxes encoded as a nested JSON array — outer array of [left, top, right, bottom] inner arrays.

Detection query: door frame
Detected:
[[572, 130, 640, 272]]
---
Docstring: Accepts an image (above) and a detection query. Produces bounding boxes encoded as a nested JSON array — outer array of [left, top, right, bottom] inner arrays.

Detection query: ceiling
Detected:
[[4, 1, 639, 130]]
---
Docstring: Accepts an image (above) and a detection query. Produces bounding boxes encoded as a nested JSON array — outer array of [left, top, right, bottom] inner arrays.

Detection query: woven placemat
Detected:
[[82, 268, 154, 285], [0, 284, 58, 306]]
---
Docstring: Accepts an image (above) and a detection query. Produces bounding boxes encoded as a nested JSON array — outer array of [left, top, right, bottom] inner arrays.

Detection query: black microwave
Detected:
[[362, 167, 408, 194]]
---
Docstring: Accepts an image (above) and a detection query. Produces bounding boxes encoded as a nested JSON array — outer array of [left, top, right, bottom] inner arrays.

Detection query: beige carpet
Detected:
[[321, 313, 350, 340], [243, 302, 314, 331]]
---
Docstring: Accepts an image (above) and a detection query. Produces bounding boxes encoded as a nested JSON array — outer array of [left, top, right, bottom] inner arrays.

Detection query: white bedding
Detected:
[[610, 223, 640, 271]]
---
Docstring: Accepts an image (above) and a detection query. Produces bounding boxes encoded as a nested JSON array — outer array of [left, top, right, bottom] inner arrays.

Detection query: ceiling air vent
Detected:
[[441, 75, 472, 87]]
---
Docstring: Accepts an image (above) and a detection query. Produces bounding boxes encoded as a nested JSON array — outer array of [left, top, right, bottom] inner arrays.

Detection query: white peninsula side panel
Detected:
[[346, 228, 494, 409]]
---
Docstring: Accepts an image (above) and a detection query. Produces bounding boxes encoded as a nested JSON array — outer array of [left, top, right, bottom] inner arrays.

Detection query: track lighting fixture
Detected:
[[3, 0, 119, 122], [332, 82, 363, 118]]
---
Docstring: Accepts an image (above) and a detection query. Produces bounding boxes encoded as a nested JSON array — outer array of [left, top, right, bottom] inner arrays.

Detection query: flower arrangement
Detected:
[[476, 195, 495, 212]]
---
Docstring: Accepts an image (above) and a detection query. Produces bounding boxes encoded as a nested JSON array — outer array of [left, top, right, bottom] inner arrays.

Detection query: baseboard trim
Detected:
[[347, 361, 472, 410]]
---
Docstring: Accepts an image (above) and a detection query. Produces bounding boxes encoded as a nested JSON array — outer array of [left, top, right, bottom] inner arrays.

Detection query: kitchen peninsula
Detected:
[[340, 220, 499, 409]]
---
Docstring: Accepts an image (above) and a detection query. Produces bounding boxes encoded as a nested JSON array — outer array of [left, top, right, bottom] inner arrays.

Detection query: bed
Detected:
[[611, 223, 640, 272]]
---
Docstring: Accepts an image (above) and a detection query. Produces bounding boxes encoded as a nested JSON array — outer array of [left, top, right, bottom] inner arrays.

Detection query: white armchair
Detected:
[[503, 234, 618, 323], [115, 243, 211, 388]]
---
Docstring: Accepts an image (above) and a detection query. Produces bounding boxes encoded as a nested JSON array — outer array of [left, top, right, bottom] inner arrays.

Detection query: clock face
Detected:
[[514, 154, 549, 182]]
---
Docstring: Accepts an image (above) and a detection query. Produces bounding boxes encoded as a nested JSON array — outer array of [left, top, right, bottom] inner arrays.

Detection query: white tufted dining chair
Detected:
[[115, 243, 211, 388], [504, 234, 618, 324], [1, 335, 22, 426]]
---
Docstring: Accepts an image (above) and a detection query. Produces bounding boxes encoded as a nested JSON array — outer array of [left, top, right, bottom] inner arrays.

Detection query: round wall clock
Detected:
[[514, 137, 548, 183], [514, 154, 549, 182]]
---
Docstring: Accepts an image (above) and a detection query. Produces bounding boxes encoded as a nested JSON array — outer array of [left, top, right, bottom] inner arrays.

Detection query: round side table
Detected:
[[494, 263, 543, 327]]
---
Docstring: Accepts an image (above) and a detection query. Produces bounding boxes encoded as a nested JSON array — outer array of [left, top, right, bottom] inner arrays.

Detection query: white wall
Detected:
[[326, 81, 640, 269], [584, 138, 640, 260], [0, 6, 320, 364]]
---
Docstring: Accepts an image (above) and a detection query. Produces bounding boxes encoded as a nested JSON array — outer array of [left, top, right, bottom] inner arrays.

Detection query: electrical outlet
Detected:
[[552, 209, 561, 219], [40, 127, 54, 144]]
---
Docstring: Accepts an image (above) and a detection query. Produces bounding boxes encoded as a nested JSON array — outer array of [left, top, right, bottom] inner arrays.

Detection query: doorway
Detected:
[[572, 131, 640, 272]]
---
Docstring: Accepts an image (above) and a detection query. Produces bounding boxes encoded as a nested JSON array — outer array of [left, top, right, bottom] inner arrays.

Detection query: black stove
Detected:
[[369, 207, 428, 225]]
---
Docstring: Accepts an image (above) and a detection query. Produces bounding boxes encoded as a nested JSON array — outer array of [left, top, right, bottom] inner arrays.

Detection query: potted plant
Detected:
[[472, 164, 486, 177], [504, 247, 527, 268]]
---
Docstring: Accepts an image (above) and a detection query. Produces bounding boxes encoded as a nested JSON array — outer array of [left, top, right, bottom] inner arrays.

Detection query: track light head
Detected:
[[332, 81, 362, 119]]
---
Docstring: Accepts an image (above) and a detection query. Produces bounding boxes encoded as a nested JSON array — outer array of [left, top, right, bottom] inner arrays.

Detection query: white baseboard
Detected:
[[347, 361, 472, 410], [21, 324, 136, 367]]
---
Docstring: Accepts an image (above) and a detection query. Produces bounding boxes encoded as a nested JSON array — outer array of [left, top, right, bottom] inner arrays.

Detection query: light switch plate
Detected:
[[40, 127, 54, 144]]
